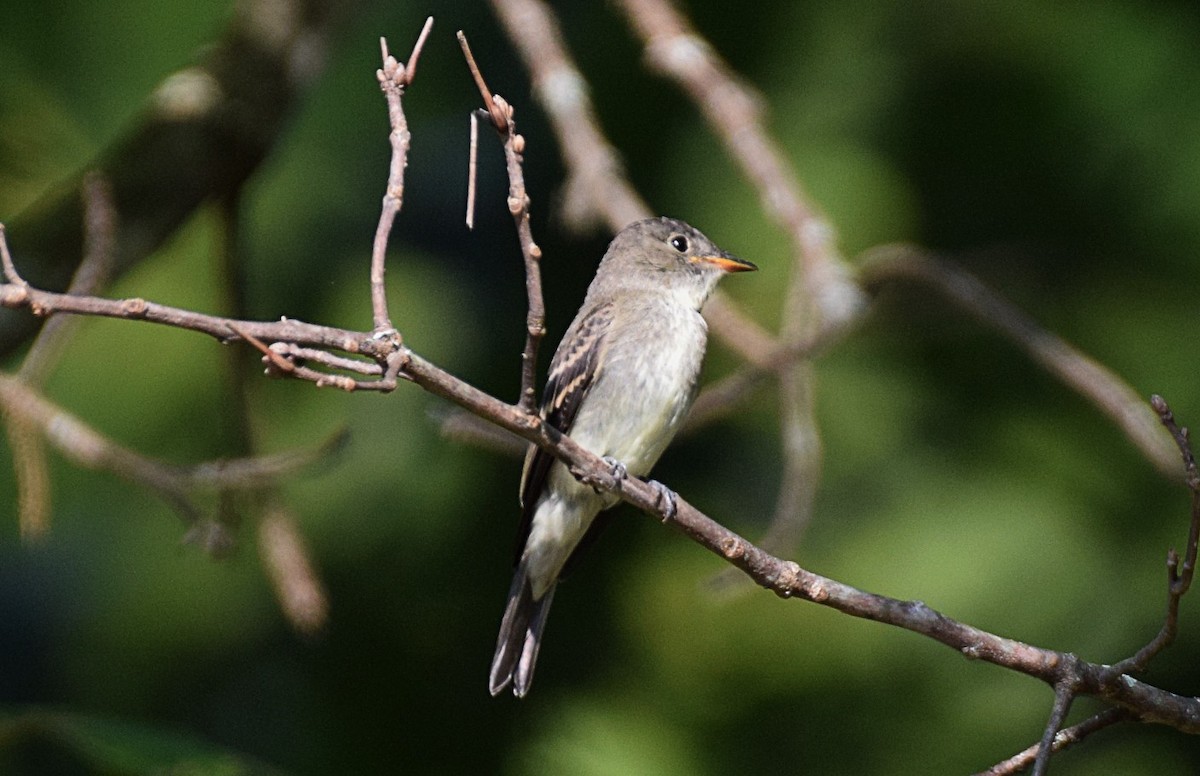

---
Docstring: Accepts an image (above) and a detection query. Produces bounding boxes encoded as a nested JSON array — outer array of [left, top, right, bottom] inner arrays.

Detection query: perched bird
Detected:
[[489, 216, 756, 697]]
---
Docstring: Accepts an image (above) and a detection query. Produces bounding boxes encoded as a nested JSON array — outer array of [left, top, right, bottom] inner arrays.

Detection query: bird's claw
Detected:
[[648, 479, 677, 522], [601, 456, 628, 491], [601, 455, 627, 480]]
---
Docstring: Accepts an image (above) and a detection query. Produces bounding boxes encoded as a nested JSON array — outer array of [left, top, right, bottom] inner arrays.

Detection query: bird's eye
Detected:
[[669, 235, 689, 253]]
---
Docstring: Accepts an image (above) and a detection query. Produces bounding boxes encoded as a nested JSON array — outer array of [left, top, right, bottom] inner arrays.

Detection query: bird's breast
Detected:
[[568, 303, 707, 476]]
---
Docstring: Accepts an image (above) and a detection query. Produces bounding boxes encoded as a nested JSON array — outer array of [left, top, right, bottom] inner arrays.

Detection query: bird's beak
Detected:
[[690, 253, 758, 273]]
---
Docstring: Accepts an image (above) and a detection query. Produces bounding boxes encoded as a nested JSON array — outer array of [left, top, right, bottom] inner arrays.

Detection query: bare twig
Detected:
[[432, 406, 527, 456], [0, 375, 345, 525], [859, 245, 1179, 479], [1032, 681, 1078, 776], [267, 343, 384, 377], [978, 708, 1131, 776], [0, 225, 22, 285], [458, 30, 546, 415], [401, 348, 1200, 732], [372, 20, 433, 333], [466, 110, 481, 229], [1102, 395, 1200, 679], [0, 252, 403, 370], [6, 418, 50, 542], [488, 0, 649, 231]]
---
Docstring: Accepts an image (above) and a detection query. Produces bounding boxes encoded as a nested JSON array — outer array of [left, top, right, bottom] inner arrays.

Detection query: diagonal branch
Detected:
[[402, 347, 1200, 733], [977, 708, 1131, 776], [859, 245, 1179, 478], [615, 0, 865, 336]]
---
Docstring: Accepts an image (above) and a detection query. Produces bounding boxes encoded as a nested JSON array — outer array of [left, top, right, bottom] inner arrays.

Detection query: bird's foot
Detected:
[[647, 479, 677, 523], [601, 456, 628, 491]]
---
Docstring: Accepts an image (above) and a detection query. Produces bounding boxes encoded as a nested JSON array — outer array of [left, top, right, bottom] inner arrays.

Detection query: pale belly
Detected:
[[522, 305, 707, 596]]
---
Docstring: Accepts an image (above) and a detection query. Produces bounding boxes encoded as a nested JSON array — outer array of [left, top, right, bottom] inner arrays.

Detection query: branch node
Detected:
[[120, 298, 148, 318]]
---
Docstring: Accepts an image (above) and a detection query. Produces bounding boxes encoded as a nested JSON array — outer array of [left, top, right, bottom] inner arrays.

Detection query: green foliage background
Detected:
[[2, 0, 1200, 773]]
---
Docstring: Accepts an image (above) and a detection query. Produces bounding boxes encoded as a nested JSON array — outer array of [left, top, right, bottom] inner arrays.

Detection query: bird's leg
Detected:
[[646, 479, 678, 523]]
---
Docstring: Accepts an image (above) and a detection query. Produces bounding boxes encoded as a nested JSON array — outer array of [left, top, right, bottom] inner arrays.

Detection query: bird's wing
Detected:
[[513, 301, 614, 563]]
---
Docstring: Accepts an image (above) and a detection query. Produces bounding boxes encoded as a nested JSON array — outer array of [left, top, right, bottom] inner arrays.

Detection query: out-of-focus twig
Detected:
[[0, 374, 346, 534], [859, 245, 1179, 478], [0, 0, 346, 359], [259, 504, 329, 636], [6, 174, 119, 541], [615, 0, 865, 336]]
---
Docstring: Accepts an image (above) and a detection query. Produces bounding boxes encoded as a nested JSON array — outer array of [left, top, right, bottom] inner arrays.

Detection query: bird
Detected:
[[489, 216, 756, 697]]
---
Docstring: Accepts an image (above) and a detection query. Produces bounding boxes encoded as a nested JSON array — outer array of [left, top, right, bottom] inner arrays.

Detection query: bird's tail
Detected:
[[489, 560, 555, 698]]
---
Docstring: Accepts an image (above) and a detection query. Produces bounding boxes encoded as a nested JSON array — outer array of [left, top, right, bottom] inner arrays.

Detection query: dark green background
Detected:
[[2, 1, 1199, 773]]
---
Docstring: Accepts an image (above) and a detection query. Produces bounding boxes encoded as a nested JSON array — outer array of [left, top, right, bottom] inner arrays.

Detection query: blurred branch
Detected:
[[0, 373, 347, 552], [0, 0, 350, 358], [615, 0, 865, 336], [487, 0, 650, 231], [487, 0, 779, 366], [259, 503, 329, 636], [859, 244, 1179, 479], [4, 174, 118, 541]]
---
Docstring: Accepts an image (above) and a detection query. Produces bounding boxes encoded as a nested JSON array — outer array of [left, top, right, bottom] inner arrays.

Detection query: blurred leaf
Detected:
[[0, 708, 291, 775]]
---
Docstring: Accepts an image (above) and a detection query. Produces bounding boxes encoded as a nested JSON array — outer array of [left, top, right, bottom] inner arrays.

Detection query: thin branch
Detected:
[[1032, 681, 1078, 776], [402, 347, 1200, 732], [372, 22, 432, 333], [267, 343, 384, 377], [1102, 395, 1200, 679], [0, 259, 400, 364], [0, 225, 22, 285], [859, 245, 1180, 479], [0, 374, 345, 526], [488, 0, 649, 231], [466, 109, 481, 229], [458, 30, 546, 415], [978, 708, 1131, 776], [5, 416, 50, 542]]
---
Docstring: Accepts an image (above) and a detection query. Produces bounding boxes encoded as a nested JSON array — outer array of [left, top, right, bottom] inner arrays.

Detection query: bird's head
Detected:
[[593, 217, 756, 308]]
